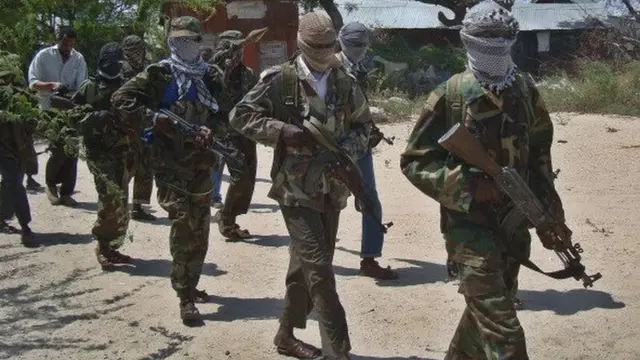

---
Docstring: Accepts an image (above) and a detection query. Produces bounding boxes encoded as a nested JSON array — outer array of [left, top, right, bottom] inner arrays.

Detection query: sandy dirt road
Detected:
[[0, 113, 637, 360]]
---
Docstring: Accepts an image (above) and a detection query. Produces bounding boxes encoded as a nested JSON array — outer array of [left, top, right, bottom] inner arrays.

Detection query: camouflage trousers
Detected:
[[156, 169, 211, 299], [88, 155, 135, 250], [132, 145, 154, 205], [444, 225, 531, 360], [220, 135, 257, 220], [279, 200, 351, 356]]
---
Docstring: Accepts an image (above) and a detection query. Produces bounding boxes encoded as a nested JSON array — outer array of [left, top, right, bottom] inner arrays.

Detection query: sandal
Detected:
[[193, 289, 210, 303], [276, 339, 322, 359], [360, 260, 399, 280], [107, 250, 133, 264], [219, 223, 252, 241], [0, 222, 20, 234]]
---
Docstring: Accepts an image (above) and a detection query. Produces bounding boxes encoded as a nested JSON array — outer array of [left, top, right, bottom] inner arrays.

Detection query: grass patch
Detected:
[[540, 60, 640, 116]]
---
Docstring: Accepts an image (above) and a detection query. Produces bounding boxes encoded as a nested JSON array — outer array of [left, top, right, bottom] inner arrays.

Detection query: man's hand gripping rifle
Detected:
[[302, 118, 393, 234], [142, 109, 245, 174], [438, 123, 602, 288]]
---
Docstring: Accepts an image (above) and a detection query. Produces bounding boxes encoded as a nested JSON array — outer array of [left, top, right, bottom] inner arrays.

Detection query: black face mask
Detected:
[[97, 43, 124, 80]]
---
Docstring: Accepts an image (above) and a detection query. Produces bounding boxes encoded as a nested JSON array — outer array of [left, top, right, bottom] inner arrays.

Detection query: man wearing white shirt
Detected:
[[28, 27, 87, 206]]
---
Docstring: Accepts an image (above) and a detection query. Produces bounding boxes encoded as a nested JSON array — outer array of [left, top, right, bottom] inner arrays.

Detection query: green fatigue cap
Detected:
[[168, 16, 203, 38], [0, 50, 24, 86]]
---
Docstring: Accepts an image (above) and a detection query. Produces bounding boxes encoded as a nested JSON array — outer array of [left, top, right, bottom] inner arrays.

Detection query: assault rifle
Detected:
[[302, 117, 394, 234], [438, 123, 602, 288], [49, 85, 75, 110], [370, 124, 395, 147], [141, 108, 245, 174]]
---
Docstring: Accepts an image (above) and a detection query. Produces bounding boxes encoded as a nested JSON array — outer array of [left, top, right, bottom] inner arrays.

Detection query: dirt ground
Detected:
[[0, 113, 637, 360]]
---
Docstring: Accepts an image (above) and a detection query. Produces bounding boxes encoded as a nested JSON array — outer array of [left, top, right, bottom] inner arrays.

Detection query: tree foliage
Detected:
[[0, 0, 222, 74]]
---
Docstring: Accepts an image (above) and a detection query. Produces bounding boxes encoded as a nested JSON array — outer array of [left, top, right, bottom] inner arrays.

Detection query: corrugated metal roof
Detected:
[[330, 0, 610, 31]]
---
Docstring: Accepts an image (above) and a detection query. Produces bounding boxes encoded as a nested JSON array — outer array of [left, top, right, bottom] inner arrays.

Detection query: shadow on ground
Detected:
[[114, 259, 227, 278], [73, 201, 98, 212], [518, 288, 626, 315], [335, 247, 449, 286], [351, 356, 438, 360], [226, 234, 290, 248], [35, 232, 93, 246], [249, 202, 280, 213], [0, 266, 142, 359], [137, 326, 194, 360], [201, 294, 283, 322]]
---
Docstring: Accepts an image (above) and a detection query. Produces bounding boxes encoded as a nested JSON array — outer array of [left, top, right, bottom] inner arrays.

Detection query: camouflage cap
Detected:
[[219, 30, 245, 45], [0, 50, 24, 86], [168, 16, 203, 38]]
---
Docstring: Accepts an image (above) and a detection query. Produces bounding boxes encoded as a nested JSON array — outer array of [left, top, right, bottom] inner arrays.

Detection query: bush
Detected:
[[541, 60, 640, 116]]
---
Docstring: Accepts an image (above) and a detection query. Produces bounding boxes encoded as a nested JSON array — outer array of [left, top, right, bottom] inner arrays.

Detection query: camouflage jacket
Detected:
[[401, 70, 565, 233], [122, 60, 145, 83], [111, 62, 230, 181], [71, 78, 133, 161], [224, 63, 257, 106], [229, 55, 371, 212], [335, 52, 369, 96], [0, 84, 39, 164]]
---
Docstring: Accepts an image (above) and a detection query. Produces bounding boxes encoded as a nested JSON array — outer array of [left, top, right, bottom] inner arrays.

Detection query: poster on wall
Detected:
[[259, 41, 287, 72]]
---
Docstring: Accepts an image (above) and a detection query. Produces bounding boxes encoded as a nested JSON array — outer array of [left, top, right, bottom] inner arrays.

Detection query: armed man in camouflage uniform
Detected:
[[71, 43, 137, 270], [335, 22, 398, 280], [121, 34, 157, 221], [0, 51, 40, 247], [400, 2, 570, 359], [230, 11, 371, 360], [211, 29, 265, 240], [112, 16, 229, 325]]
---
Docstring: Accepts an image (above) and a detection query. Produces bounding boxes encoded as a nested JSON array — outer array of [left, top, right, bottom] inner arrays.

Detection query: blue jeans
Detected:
[[0, 155, 32, 228], [356, 150, 384, 258], [211, 160, 225, 202]]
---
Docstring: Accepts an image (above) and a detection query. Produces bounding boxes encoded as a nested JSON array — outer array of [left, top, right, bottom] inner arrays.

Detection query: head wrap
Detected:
[[338, 22, 372, 64], [97, 42, 124, 80], [121, 35, 146, 71], [297, 11, 339, 72], [460, 1, 520, 93], [160, 36, 219, 111]]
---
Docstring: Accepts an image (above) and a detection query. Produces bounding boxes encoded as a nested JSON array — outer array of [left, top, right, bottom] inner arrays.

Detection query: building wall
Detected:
[[162, 0, 299, 73]]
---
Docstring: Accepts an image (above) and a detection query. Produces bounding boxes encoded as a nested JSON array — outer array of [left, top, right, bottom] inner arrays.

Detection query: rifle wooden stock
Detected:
[[438, 123, 501, 176], [437, 122, 601, 288]]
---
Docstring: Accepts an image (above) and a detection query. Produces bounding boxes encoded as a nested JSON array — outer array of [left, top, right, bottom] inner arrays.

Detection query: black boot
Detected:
[[179, 298, 203, 326]]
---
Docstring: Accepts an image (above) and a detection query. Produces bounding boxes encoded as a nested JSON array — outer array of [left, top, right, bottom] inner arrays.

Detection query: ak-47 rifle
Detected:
[[141, 108, 245, 175], [302, 117, 394, 234], [49, 85, 75, 110], [370, 124, 395, 146], [438, 123, 602, 288]]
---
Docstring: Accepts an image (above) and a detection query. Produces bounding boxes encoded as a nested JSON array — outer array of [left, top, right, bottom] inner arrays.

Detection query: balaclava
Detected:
[[121, 35, 146, 71], [460, 1, 520, 93], [97, 42, 124, 81], [162, 36, 219, 111], [297, 11, 339, 72], [338, 22, 372, 64]]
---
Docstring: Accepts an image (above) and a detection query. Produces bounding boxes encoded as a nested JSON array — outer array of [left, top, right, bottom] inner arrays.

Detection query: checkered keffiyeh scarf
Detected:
[[460, 1, 520, 93], [160, 37, 219, 111]]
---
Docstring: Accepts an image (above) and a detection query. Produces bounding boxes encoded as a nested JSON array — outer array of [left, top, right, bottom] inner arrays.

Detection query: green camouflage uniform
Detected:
[[229, 55, 371, 355], [111, 18, 230, 301], [0, 51, 39, 239], [400, 70, 565, 360], [72, 77, 136, 252], [213, 30, 259, 235], [122, 53, 154, 208]]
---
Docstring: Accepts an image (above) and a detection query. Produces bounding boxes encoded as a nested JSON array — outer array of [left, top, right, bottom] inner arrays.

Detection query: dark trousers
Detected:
[[0, 155, 31, 228], [279, 202, 351, 356], [132, 145, 153, 205], [221, 136, 257, 219], [45, 144, 77, 196]]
